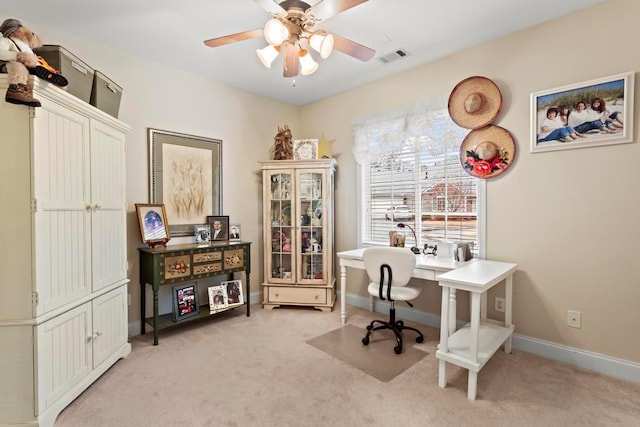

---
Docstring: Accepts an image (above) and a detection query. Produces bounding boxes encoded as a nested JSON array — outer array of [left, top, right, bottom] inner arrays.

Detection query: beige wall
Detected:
[[300, 0, 640, 363], [5, 0, 638, 365]]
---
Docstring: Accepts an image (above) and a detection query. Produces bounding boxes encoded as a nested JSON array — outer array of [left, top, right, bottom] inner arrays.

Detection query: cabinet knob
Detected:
[[86, 205, 92, 211]]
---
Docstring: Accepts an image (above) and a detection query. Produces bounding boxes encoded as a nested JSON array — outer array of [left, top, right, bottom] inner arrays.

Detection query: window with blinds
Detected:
[[355, 103, 483, 254]]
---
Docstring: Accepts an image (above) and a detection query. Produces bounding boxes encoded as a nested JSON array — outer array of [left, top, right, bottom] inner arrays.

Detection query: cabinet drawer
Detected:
[[268, 287, 327, 304]]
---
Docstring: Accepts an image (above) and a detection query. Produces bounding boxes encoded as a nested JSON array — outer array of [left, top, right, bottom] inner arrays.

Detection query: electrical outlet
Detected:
[[567, 310, 582, 328], [495, 297, 505, 313]]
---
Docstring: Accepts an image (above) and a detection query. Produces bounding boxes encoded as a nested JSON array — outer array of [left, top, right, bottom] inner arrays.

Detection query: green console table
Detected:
[[139, 241, 251, 345]]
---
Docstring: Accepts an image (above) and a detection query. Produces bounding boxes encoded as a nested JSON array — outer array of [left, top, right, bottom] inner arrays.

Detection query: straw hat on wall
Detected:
[[448, 76, 503, 129], [460, 124, 515, 179]]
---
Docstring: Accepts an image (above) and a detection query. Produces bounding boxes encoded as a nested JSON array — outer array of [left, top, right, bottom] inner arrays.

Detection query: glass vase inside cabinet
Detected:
[[298, 171, 325, 282], [268, 171, 294, 282]]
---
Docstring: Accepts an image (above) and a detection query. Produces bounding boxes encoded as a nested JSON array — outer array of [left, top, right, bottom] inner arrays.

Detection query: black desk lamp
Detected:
[[397, 223, 421, 254]]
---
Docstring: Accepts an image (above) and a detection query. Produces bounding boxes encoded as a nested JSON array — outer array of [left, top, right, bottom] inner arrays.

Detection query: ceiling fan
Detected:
[[203, 0, 376, 78]]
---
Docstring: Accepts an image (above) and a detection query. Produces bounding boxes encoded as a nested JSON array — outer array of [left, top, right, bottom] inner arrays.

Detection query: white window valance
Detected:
[[352, 97, 459, 164]]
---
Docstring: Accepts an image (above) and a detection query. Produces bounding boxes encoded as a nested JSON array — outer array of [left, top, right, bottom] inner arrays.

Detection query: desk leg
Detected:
[[153, 288, 159, 346], [448, 288, 457, 334], [504, 274, 513, 353], [438, 286, 450, 389], [467, 292, 481, 400], [340, 264, 347, 325]]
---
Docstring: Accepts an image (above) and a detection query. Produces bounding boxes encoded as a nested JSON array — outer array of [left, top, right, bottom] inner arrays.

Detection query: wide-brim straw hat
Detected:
[[448, 76, 503, 129], [459, 125, 515, 179]]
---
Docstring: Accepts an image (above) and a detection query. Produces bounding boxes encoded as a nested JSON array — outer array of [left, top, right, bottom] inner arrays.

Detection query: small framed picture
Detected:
[[293, 139, 318, 160], [194, 224, 211, 244], [207, 285, 228, 311], [207, 215, 229, 241], [229, 224, 241, 241], [172, 284, 199, 322], [223, 280, 243, 306], [135, 203, 170, 246]]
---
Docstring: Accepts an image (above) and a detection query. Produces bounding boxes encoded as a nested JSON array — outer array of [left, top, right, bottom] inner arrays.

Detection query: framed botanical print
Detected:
[[149, 128, 222, 236]]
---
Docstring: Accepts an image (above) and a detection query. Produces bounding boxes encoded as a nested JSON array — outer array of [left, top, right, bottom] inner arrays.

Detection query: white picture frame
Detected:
[[530, 71, 634, 153], [293, 139, 318, 160], [208, 285, 228, 311]]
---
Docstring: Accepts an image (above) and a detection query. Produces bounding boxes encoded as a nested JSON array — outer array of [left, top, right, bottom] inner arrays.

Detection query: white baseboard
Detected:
[[345, 293, 640, 384]]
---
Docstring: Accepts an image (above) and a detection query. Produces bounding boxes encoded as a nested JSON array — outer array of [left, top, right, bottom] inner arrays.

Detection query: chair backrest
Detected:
[[363, 247, 416, 288]]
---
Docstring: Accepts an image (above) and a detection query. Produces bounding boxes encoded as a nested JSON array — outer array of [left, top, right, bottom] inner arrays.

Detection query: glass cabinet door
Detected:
[[297, 171, 325, 283], [268, 171, 294, 282]]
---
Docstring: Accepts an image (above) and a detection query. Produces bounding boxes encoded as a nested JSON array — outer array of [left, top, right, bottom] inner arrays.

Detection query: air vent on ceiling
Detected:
[[377, 48, 410, 64]]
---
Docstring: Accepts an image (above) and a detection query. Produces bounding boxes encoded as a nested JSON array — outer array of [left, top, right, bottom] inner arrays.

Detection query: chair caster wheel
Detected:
[[362, 337, 369, 345], [416, 336, 424, 344], [394, 346, 402, 354], [397, 320, 404, 327]]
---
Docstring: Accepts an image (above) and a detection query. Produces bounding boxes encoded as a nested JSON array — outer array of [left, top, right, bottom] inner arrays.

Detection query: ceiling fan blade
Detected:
[[253, 0, 286, 14], [283, 43, 300, 77], [311, 0, 368, 21], [204, 29, 263, 48], [332, 34, 375, 61]]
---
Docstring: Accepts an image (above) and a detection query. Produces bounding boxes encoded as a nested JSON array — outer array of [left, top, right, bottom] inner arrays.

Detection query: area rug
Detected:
[[306, 324, 428, 382]]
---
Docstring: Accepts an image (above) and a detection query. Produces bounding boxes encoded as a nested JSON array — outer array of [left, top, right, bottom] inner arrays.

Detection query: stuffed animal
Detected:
[[0, 18, 68, 107]]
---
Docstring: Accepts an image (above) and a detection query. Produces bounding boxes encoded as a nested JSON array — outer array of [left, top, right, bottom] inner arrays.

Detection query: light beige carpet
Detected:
[[307, 324, 428, 382]]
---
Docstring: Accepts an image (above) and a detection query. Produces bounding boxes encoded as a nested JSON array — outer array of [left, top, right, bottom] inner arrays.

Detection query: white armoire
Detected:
[[0, 76, 131, 426]]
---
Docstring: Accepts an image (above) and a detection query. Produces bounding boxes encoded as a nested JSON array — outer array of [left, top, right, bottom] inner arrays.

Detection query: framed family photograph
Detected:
[[530, 71, 634, 153], [207, 215, 229, 241], [229, 224, 241, 240], [223, 280, 244, 306], [207, 285, 228, 311], [135, 203, 170, 246], [172, 284, 199, 321], [149, 128, 222, 237]]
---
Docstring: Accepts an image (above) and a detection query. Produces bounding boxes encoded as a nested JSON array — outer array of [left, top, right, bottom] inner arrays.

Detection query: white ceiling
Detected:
[[0, 0, 602, 106]]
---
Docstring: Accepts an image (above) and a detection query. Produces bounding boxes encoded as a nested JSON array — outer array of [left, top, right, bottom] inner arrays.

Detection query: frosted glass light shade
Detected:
[[264, 19, 288, 46], [257, 45, 280, 68], [299, 49, 318, 75], [309, 32, 334, 58]]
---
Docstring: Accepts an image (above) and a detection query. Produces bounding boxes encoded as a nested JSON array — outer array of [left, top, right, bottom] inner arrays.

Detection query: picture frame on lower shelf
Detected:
[[223, 280, 243, 306], [207, 285, 228, 311], [172, 284, 199, 321]]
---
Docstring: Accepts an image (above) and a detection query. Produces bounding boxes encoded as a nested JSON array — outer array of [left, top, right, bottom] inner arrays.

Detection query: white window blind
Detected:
[[353, 98, 484, 254]]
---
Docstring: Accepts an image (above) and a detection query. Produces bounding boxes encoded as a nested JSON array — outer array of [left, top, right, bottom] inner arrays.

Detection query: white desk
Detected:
[[336, 248, 475, 325], [435, 260, 517, 400]]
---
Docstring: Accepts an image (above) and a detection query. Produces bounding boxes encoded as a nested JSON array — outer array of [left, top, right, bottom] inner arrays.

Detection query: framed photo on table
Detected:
[[530, 71, 634, 153], [229, 224, 241, 241], [149, 128, 222, 237], [207, 215, 229, 241], [207, 285, 228, 311], [135, 203, 170, 246], [172, 284, 199, 321], [223, 280, 244, 306]]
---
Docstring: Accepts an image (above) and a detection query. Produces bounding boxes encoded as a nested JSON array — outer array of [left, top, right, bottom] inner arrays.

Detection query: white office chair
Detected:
[[361, 247, 424, 354]]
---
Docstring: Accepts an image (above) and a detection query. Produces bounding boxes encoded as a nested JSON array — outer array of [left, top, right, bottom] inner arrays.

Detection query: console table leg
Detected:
[[140, 282, 146, 335], [153, 289, 159, 346], [246, 272, 251, 317], [340, 264, 347, 324]]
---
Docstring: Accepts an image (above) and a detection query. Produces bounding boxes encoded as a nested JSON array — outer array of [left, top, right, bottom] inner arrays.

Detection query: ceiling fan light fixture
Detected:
[[263, 18, 288, 46], [298, 49, 319, 75], [256, 45, 281, 68], [309, 31, 334, 59]]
